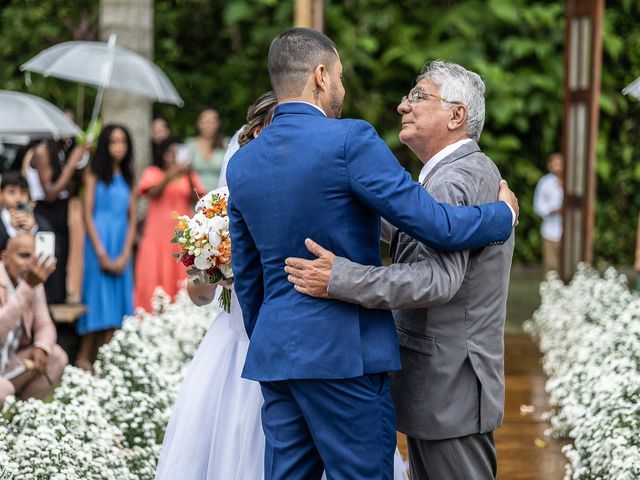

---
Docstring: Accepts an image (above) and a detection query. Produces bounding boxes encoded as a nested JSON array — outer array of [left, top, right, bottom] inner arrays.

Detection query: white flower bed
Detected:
[[525, 265, 640, 480], [0, 289, 213, 479]]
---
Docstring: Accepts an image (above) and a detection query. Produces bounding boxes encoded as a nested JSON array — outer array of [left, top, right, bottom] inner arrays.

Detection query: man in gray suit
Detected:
[[285, 60, 514, 479]]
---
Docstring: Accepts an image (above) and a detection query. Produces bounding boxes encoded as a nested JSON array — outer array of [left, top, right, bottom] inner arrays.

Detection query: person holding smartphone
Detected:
[[0, 171, 51, 252], [0, 231, 67, 406]]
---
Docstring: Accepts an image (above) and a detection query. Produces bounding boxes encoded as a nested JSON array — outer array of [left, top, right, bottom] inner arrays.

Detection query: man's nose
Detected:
[[397, 100, 411, 114]]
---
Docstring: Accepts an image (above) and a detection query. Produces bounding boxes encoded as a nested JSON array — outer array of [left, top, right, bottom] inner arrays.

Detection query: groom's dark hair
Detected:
[[268, 28, 338, 100]]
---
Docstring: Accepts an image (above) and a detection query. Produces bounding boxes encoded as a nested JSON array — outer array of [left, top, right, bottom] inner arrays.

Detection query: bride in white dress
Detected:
[[155, 92, 408, 480]]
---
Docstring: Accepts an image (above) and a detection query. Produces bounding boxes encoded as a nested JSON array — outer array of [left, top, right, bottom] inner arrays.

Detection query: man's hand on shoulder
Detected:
[[284, 238, 336, 298], [499, 179, 519, 226]]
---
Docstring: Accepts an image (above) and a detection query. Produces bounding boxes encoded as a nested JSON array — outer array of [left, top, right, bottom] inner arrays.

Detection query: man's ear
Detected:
[[314, 64, 329, 93], [448, 104, 468, 131], [1, 250, 7, 263]]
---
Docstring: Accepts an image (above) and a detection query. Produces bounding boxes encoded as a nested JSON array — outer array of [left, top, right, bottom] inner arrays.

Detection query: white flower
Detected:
[[219, 262, 233, 279], [527, 264, 640, 479], [195, 186, 229, 212], [193, 245, 217, 270], [206, 216, 227, 247], [187, 212, 209, 239]]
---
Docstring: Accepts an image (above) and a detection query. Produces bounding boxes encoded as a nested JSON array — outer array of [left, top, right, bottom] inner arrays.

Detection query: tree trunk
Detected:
[[99, 0, 153, 179]]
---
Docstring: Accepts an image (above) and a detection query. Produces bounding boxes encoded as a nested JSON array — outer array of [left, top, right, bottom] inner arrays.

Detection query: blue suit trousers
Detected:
[[260, 374, 396, 480]]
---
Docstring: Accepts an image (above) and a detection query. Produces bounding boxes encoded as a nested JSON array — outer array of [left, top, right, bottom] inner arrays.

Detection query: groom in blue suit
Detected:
[[227, 28, 517, 480]]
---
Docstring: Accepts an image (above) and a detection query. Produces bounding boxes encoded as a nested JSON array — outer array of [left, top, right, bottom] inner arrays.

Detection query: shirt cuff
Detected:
[[503, 201, 517, 227]]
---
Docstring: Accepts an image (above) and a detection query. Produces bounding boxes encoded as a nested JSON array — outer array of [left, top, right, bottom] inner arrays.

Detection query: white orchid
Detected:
[[205, 216, 225, 245], [193, 245, 217, 270], [187, 212, 209, 240]]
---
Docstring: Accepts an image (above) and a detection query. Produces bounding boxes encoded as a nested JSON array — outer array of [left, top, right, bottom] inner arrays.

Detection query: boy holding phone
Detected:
[[0, 171, 50, 251]]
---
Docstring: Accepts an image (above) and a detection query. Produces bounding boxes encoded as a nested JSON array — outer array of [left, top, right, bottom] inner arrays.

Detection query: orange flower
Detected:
[[175, 218, 188, 232], [216, 237, 232, 264], [209, 196, 227, 216]]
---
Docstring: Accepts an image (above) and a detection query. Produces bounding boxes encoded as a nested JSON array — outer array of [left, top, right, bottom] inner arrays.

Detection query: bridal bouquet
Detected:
[[172, 186, 233, 312]]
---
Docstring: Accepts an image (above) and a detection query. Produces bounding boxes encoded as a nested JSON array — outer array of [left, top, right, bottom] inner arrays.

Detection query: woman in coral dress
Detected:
[[135, 137, 204, 311]]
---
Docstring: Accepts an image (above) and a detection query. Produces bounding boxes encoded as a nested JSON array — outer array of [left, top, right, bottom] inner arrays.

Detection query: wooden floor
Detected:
[[396, 334, 567, 479]]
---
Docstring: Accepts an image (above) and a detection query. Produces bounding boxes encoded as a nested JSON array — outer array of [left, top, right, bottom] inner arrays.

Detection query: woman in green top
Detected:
[[186, 106, 226, 191]]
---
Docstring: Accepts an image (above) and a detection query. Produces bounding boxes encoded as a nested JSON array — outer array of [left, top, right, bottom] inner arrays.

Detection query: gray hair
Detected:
[[417, 61, 486, 141]]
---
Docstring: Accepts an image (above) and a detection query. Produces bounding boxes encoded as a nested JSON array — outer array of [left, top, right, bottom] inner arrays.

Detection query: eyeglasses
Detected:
[[401, 89, 462, 106]]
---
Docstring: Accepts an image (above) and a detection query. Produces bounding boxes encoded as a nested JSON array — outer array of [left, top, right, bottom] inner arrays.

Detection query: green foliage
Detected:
[[0, 0, 98, 116], [1, 0, 639, 264]]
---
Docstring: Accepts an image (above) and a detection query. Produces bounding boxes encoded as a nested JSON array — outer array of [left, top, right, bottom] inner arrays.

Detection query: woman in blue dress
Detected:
[[75, 125, 136, 371]]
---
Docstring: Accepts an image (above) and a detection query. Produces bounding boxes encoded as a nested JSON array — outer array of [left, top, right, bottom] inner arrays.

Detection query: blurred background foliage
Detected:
[[0, 0, 639, 265]]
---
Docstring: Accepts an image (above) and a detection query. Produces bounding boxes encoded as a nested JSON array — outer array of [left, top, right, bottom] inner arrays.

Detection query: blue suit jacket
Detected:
[[227, 102, 512, 381]]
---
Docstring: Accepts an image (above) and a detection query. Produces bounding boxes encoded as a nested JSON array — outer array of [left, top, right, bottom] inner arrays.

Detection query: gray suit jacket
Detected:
[[328, 140, 514, 440]]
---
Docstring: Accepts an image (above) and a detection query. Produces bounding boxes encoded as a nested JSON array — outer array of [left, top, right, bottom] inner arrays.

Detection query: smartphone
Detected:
[[16, 202, 32, 214], [175, 144, 191, 165], [35, 231, 56, 258]]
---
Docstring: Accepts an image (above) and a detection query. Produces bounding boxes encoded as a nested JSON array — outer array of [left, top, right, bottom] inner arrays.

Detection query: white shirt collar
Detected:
[[418, 138, 473, 184], [281, 101, 327, 117]]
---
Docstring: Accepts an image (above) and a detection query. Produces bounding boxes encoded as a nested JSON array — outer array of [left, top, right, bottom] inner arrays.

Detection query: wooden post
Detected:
[[99, 0, 153, 179], [561, 0, 605, 281], [295, 0, 312, 28], [295, 0, 324, 31], [312, 0, 325, 32]]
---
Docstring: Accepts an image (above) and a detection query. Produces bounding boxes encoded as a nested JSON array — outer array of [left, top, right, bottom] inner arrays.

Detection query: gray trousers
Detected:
[[407, 432, 496, 480]]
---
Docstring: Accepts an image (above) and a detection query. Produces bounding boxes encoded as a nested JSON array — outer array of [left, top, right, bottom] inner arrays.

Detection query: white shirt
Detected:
[[418, 139, 517, 227], [418, 139, 473, 184], [534, 173, 563, 241], [1, 208, 38, 237]]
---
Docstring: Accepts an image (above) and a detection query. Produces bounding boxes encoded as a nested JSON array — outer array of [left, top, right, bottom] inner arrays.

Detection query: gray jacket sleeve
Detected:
[[328, 178, 471, 310]]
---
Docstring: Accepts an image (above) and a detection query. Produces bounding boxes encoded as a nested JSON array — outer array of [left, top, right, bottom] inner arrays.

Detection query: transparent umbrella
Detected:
[[0, 90, 81, 139], [20, 34, 183, 124]]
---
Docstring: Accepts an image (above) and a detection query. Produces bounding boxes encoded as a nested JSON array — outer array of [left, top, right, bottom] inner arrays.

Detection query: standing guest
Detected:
[[186, 106, 226, 191], [75, 125, 136, 372], [0, 171, 50, 251], [30, 139, 91, 303], [0, 232, 67, 406], [152, 116, 171, 161], [533, 153, 564, 274], [10, 139, 40, 174], [135, 136, 204, 311]]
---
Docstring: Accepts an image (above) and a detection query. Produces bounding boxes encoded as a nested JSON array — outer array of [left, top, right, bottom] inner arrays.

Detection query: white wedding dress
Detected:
[[155, 130, 409, 480]]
